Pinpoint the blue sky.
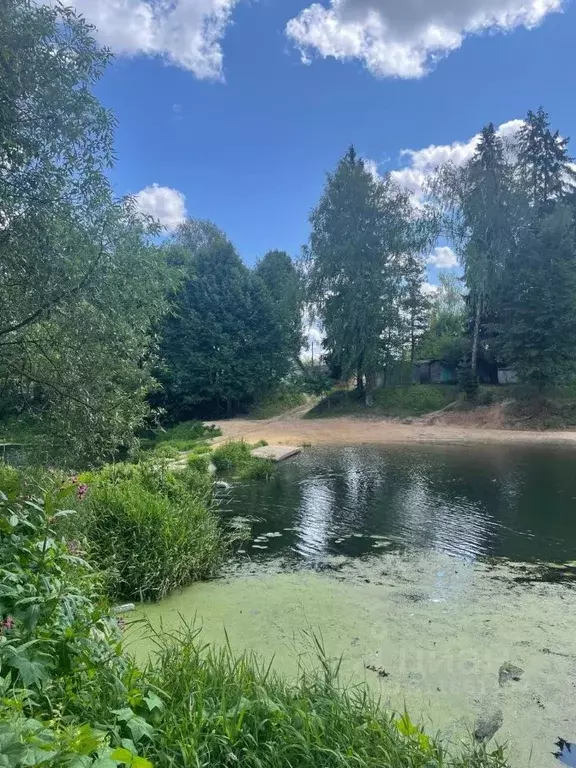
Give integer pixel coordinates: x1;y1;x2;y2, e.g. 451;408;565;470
63;0;576;281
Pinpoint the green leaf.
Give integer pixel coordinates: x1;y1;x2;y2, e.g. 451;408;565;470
143;692;164;712
110;748;134;764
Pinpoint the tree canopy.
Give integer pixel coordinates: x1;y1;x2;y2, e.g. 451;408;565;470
157;221;291;419
306;146;436;402
0;0;175;465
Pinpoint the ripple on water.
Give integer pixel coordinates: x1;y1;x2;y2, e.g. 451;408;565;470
224;443;576;566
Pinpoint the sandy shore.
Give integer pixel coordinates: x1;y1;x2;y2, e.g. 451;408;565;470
210;411;576;448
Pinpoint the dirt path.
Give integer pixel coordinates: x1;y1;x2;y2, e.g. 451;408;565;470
210;406;576;447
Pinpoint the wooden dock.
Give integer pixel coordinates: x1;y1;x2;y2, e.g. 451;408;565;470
250;445;301;462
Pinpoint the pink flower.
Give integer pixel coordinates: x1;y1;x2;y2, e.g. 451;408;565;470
3;616;14;630
76;483;88;501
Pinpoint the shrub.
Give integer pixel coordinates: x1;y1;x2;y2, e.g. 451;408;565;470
188;442;212;455
0;484;158;766
212;441;253;472
150;443;181;459
187;453;211;473
70;462;224;601
211;441;274;480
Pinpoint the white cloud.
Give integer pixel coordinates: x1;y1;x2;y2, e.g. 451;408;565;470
51;0;238;80
422;282;439;296
286;0;562;78
391;118;524;202
363;158;381;182
134;184;187;231
428;245;458;268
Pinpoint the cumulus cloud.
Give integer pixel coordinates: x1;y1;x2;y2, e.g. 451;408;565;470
134;184;187;231
391;118;524;203
363;158;382;182
286;0;562;78
422;282;440;296
428;245;458;268
51;0;238;80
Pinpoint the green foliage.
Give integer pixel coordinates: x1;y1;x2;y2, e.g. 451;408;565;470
186;453;211;473
157;220;289;420
307;386;456;419
0;0;173;467
417;274;467;366
249;389;307;420
143;623;506;768
156;420;220;444
256;251;304;365
458;366;480;401
0;481;507;768
212;441;275;480
306;146;436;403
298;363;334;397
0;483;157;766
68;462;224;601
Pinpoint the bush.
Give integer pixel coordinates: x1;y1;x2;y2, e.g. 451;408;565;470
0;483;158;766
139;421;222;455
150;443;181;459
241;458;275;480
187;452;211;472
211;441;274;480
70;461;224;601
212;441;253;472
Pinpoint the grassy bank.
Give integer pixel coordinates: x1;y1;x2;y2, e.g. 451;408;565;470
306;385;458;419
0;481;508;768
1;458;225;603
247;389;308;420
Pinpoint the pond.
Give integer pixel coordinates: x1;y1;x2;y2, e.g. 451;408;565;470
134;443;576;768
223;443;576;566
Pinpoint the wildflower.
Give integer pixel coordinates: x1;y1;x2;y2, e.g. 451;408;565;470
71;475;78;485
3;616;14;631
76;483;88;501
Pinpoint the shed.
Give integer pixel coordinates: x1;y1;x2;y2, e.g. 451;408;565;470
498;368;518;385
413;359;456;385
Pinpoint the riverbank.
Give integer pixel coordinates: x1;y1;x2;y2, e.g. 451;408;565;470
210;411;576;448
131;552;576;768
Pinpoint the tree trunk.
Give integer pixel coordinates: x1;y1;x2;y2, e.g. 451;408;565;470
471;301;481;375
410;315;416;365
365;372;376;407
356;369;364;392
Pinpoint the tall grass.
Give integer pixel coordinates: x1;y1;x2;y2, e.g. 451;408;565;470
142;623;507;768
72;461;224;601
212;441;275;480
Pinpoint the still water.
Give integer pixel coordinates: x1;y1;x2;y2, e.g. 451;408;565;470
223;443;576;564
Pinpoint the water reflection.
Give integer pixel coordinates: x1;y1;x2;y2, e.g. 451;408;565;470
225;444;576;565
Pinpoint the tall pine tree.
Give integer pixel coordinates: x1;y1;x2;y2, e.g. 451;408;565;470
500;109;576;389
307;147;431;405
